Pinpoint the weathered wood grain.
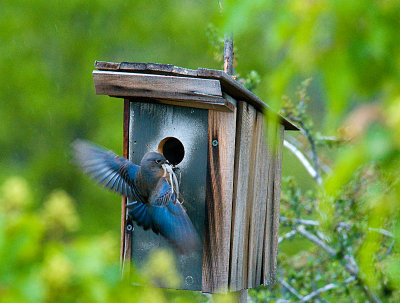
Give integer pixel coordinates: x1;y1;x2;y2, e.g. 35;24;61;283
262;118;275;286
202;108;237;293
122;223;132;278
93;70;222;97
96;60;198;77
224;35;234;76
246;111;270;288
96;61;199;77
94;61;298;130
145;97;235;112
93;70;235;112
229;101;256;291
254;119;270;287
121;99;130;276
270;125;285;284
262;123;284;286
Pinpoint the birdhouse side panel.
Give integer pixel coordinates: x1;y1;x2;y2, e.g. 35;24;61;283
264;124;284;286
246;110;272;289
128;101;208;291
248;112;272;288
229;101;256;291
261;123;284;286
229;106;286;291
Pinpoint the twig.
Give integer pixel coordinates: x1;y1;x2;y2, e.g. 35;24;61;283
299;277;355;302
203;292;212;303
360;284;382;303
386;240;395;255
300;283;338;302
287;117;321;184
279;278;303;300
316;231;329;242
280;216;320;226
368;227;394;238
278;229;297;244
299;226;358;275
317;135;344;142
297;226;381;303
297;225;336;256
285;135;332;174
284;140;321;185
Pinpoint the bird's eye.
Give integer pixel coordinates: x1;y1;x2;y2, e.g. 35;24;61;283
155;159;162;164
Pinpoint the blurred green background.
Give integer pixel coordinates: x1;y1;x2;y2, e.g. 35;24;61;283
0;0;224;236
1;0;400;301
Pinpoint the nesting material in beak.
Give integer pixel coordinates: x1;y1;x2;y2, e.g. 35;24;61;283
162;163;180;198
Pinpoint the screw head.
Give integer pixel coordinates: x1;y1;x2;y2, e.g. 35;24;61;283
212;139;218;147
126;224;133;232
185;276;194;285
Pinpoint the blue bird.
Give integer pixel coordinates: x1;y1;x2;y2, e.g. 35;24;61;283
72;139;199;253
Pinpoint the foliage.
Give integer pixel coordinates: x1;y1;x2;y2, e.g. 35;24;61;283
0;177;214;303
215;0;400;128
1;0;400;301
211;1;400;301
248;83;399;302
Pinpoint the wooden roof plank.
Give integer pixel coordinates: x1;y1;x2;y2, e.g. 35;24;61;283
94;61;299;130
93;70;234;112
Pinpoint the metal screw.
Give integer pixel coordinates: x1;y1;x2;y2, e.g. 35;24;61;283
212;139;218;147
185;275;194;285
126;224;133;232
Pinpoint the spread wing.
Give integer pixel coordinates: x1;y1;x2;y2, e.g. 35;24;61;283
72;139;140;201
148;178;200;253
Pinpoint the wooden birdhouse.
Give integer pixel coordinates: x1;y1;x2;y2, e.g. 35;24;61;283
92;60;298;293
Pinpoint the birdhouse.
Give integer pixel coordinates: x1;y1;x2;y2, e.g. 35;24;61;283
92;61;298;293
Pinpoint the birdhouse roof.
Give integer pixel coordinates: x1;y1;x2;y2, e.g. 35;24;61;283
93;61;298;131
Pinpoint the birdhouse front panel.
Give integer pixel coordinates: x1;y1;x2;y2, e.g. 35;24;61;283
128;101;208;291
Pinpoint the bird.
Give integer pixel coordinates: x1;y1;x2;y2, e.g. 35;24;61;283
72;139;199;254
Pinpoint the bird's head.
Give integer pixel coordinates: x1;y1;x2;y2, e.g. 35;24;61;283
141;152;169;171
140;152;179;195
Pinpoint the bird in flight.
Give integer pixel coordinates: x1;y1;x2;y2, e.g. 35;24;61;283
72;140;199;253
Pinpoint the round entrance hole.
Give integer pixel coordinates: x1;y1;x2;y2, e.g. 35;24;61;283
158;137;185;165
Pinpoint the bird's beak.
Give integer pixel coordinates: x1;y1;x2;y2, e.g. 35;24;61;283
161;162;179;195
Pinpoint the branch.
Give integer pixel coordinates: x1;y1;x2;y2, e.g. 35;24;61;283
297;225;336;256
287;117;321;183
300;284;338;302
278;229;297;244
368;227;394;238
285;134;332;174
360;284;382;303
300;277;355;302
387;240;395;255
283;140;322;184
280;216;320;226
279;277;303;300
297;226;381;303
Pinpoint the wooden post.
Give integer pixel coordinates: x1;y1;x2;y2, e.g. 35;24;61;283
224;34;234;76
234;289;248;303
